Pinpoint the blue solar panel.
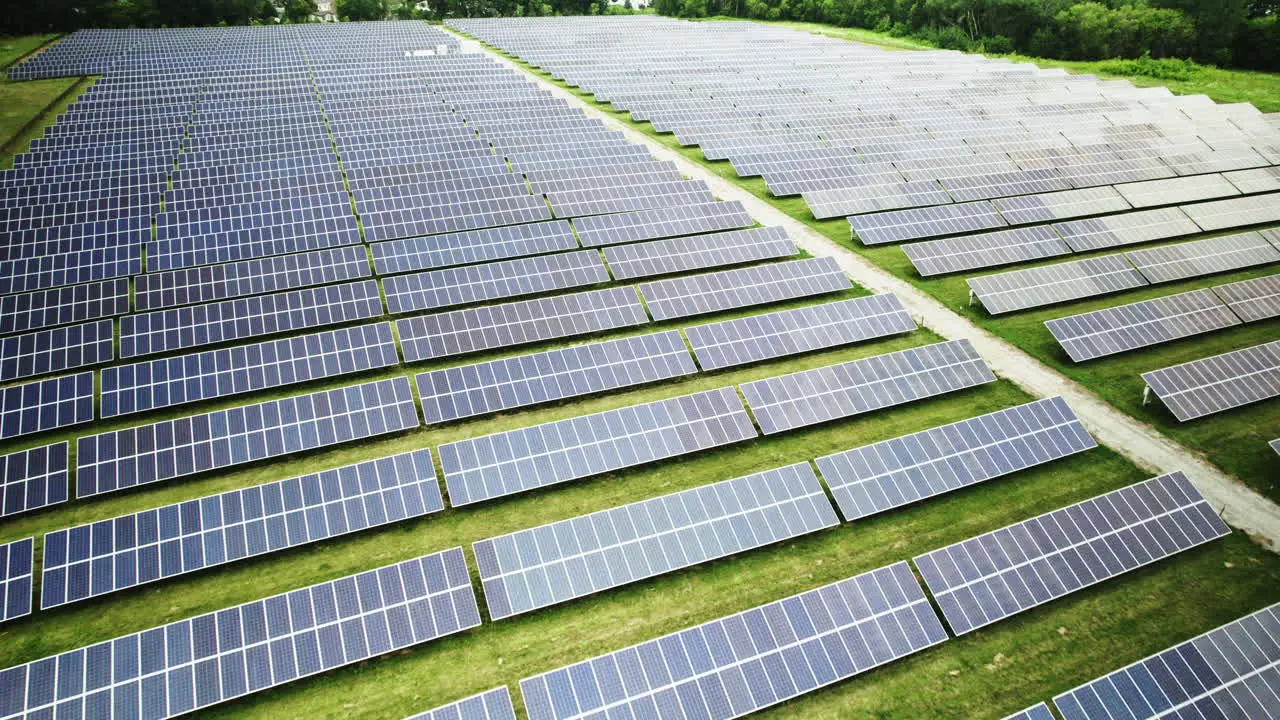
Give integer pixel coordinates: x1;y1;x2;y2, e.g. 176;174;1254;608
0;319;113;383
42;450;443;609
0;278;129;336
0;442;68;518
0;246;141;295
0;538;34;625
77;377;420;498
404;687;517;720
383;251;609;314
1002;703;1054;720
371;221;577;275
0;547;480;720
0;372;94;440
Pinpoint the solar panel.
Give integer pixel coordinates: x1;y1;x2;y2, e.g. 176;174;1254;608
76;377;420;498
914;471;1229;635
604;226;798;280
439;386;757;506
416;330;695;424
685;294;917;371
0;538;33;624
0;442;68;518
133;246;372;311
847;201;1007;246
370;221;577;275
102;322;400;418
1053;602;1280;720
0;372;94;440
0;278;129;336
0;246;141;296
1045;289;1243;362
404;687;517;720
121;279;384;358
1180;193;1280;231
991;187;1132;226
475;462;838;620
639;257;851;321
968;255;1151;315
1114;174;1241;208
804;179;952;219
902;226;1071;277
572;201;753;247
396;286;649;363
1125;231;1280;284
1141;340;1280;422
1054;207;1202;252
0;547;480;720
383;251;609;314
41;450;443;609
518;560;948;720
817;397;1096;520
1272;438;1280;456
740;339;996;435
1002;703;1054;720
1223;166;1280;195
0;319;113;383
1212;273;1280;323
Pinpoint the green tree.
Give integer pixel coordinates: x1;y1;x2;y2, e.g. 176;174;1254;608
283;0;318;21
335;0;388;19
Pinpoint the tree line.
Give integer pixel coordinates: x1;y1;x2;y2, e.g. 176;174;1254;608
653;0;1278;70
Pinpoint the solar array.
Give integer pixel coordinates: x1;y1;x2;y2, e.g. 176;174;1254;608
1212;274;1280;322
604;226;798;280
914;471;1229;634
1053;602;1280;720
739;339;996;434
41;450;442;609
405;687;517;720
816;397;1097;520
0;373;94;440
0;539;34;624
1125;231;1280;284
1002;704;1055;720
969;255;1151;315
637;257;852;321
383;251;609;314
1045;288;1244;362
438;387;758;506
416;330;696;424
475;462;838;619
0;320;113;383
902;225;1070;277
1141;340;1280;421
0;547;480;720
0;442;68;518
518;560;948;720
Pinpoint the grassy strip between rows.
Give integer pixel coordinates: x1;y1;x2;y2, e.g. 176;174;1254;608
480;36;1280;504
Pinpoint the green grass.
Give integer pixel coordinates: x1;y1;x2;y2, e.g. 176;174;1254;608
0;35;87;167
0;34;60;69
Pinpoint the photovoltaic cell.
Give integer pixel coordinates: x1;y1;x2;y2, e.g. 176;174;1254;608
1053;602;1280;720
968;255;1151;315
902;226;1071;277
848;201;1007;246
1045;289;1243;363
371;221;577;275
76;377;421;498
913;471;1230;635
383;251;609;314
1141;340;1280;422
0;442;68;518
438;386;758;506
639;257;851;321
404;687;517;720
41;450;443;609
604;226;798;280
1054;207;1202;252
816;397;1096;520
133;247;372;311
518;560;948;720
1212;273;1280;323
0;278;129;336
685;294;917;371
416;330;695;424
1180;193;1280;231
120;280;385;358
1114;174;1241;208
740;339;996;435
991;187;1132;226
396;287;649;363
572;201;753;247
0;547;480;720
0;538;33;624
1002;703;1054;720
101;323;401;418
0;372;94;440
475;462;839;619
0;319;113;383
1125;231;1280;285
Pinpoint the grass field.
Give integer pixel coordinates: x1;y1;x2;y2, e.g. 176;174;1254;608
0;26;1277;720
0;36;88;167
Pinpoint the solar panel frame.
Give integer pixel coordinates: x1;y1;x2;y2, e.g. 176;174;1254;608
0;319;113;383
41;450;444;609
740;339;997;435
0;442;68;519
1141;339;1280;422
404;687;517;720
1044;288;1243;362
0;538;34;624
1212;273;1280;323
438;386;758;506
518;560;948;720
817;397;1097;521
913;471;1230;635
638;257;851;322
